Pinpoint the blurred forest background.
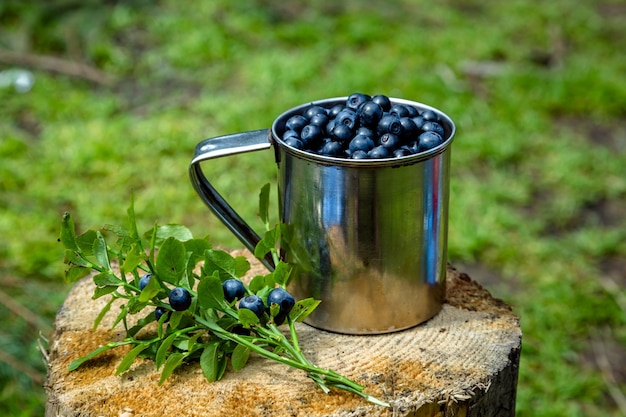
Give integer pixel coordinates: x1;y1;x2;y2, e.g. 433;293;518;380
0;0;625;415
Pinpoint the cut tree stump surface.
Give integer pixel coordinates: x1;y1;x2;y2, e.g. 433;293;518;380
45;249;522;417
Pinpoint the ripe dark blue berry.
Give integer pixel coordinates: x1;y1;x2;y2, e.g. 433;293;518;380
349;134;375;153
393;147;412;158
420;109;440;122
154;306;169;322
305;105;327;120
330;124;353;142
138;273;152;291
351;150;369;159
335;109;358;130
399;117;419;142
285;115;308;133
284;137;304;149
222;279;246;303
328;104;345;118
389;104;411;118
358;101;383;127
169;287;192;311
346;93;370;110
421;121;445;137
238;295;265;319
309;112;329;127
319;141;344;156
377;113;403;136
267;288;296;325
371;94;391;111
418;131;444;151
300;124;324;148
368;145;390;159
379;133;401;149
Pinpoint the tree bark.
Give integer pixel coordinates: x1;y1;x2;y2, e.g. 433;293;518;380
45;249;521;417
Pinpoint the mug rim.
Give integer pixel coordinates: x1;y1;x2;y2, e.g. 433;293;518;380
270;96;456;167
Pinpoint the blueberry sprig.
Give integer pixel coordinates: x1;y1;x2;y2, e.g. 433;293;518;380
59;188;389;408
281;93;446;159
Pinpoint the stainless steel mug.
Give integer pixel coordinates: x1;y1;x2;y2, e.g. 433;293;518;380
189;97;456;334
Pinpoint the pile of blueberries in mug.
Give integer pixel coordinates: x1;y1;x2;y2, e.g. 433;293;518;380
281;93;447;159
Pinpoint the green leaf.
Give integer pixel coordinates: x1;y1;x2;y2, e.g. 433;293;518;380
93;231;111;271
203;249;250;281
197;273;225;310
231;344;250;371
92;285;117;300
271;261;292;287
254;226;279;259
200;342;220;382
155;237;186;285
116;343;150;375
59;212;79;251
138;273;162;302
155;332;178;369
258;183;271;226
121;243;146;274
93;272;122;287
126;197;140;241
76;230;98;257
289;298;322;323
167;311;184;330
157;224;193;242
63;249;92;268
238;308;260;328
248;275;266;294
159;352;184;385
93;297;115;330
68;343;117;371
64;265;91;283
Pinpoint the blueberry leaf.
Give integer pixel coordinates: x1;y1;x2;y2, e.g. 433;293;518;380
231;344;250;371
155;332;178;370
197;273;225;310
271;261;292;287
159;352;184;385
116;343;149;375
238;307;260;328
75;229;97;257
151;224;194;245
93;231;111;271
120;243;145;274
289;298;322;323
258;183;271;227
59;212;79;251
93;272;122;287
93;297;115;330
202;249;250;281
200;342;220;382
155;237;186;285
138;273;162;302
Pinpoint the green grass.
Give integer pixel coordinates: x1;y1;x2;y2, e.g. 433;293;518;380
1;0;625;415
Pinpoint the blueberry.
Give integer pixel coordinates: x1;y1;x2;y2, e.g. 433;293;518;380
154;306;169;322
285;115;308;133
222;279;246;303
325;119;336;137
304;105;327;120
421;121;445;137
335;109;358;130
300;124;324;148
138;273;152;291
330;123;353;142
309;112;329;127
319;141;344;157
328;104;345;118
349;134;375;153
377;114;403;136
282;129;300;140
351;150;369;159
267;287;296;325
405;105;419;118
420;109;440;123
399;117;419;142
389;104;411;118
412;115;426;130
356;126;375;138
169;287;192;311
379;133;401;149
238;295;265;319
284;137;304;150
393;147;412;158
358;101;383;127
406;141;420;154
418;131;444;151
346;93;371;110
368;145;390;159
371;94;391;111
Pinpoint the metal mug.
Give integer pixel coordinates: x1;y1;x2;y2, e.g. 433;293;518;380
189;97;456;334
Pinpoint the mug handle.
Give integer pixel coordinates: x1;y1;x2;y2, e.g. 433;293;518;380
189;129;275;271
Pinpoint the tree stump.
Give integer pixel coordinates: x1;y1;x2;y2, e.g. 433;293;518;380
45;249;522;417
